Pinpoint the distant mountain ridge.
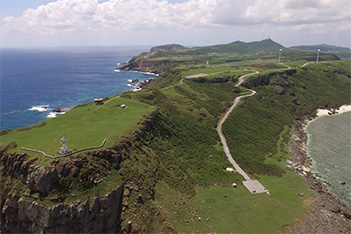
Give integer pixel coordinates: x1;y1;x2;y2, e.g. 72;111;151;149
150;39;285;54
290;44;351;53
119;39;341;73
150;44;186;52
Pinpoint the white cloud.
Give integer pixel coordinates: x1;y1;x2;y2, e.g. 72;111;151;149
1;0;350;47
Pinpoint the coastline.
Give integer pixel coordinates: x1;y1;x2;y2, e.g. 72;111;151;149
2;71;158;131
288;105;351;233
315;104;351;117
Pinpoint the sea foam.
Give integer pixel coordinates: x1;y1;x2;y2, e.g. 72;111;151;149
29;105;49;112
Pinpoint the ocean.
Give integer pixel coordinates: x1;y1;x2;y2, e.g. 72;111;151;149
305;112;351;205
0;47;156;130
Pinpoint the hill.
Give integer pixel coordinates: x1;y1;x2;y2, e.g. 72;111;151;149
119;39;340;73
1;39;351;233
290;44;351;52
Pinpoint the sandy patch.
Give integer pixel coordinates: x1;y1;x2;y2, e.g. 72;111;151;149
316;104;351;117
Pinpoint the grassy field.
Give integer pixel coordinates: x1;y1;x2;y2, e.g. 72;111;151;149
1;95;156;157
153;123;311;233
155;168;311;233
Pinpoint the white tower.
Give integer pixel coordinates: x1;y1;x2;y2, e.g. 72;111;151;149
59;136;71;154
278;48;282;65
316;49;321;64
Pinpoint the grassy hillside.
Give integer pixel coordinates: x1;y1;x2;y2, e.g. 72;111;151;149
290;44;351;52
1;95;156;161
119;39;341;74
116;60;350;232
1;39;350;233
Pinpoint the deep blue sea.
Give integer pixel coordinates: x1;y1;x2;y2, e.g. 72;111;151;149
0;47;156;130
305;112;351;205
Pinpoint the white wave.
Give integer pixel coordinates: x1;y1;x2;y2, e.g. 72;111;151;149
29;105;49;112
128;71;159;76
46;112;57;118
47;111;66;118
127;84;135;87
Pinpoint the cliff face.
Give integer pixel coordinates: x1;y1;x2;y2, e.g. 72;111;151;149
0;183;123;233
0;148;124;233
0;111;159;233
118;56;171;74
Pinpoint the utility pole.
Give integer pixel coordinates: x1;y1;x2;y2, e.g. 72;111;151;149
316;49;320;64
278;48;282;65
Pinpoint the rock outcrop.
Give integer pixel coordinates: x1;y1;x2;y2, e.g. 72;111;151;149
242;69;297;89
1;184;124;233
0;110;159;233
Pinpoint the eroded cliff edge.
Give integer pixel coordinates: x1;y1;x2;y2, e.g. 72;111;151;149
0;111;159;233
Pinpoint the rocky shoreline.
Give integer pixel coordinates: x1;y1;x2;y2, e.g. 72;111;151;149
288;112;351;233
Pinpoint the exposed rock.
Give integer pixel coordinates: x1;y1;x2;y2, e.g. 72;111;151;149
27;167;55;194
1;185;124;233
52;108;64;112
289;114;351;233
0;110;159;233
292;97;300;105
272;85;286;95
69;166;80;177
0;150;37;183
123;188;130;197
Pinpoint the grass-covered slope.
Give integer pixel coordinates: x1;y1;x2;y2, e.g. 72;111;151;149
116;61;350;232
1;95;156;161
119;39;341;73
223;61;350;177
1;38;350;233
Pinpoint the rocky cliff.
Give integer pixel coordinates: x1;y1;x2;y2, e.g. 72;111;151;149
0;147;124;233
0;110;159;233
1;183;123;233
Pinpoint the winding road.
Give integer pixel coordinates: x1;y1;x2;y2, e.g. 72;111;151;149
216;70;269;194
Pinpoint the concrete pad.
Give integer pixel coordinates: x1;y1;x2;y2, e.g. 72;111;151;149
243;180;268;194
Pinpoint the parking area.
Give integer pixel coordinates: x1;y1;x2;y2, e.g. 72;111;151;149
243;180;268;194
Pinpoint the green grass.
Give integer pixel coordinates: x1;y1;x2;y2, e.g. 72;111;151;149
181;67;253;77
2;43;349;233
0;96;155;158
155;169;311;233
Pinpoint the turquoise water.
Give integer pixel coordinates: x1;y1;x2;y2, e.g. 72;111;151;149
305;112;351;205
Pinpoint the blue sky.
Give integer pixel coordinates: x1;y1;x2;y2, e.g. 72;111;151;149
1;0;350;48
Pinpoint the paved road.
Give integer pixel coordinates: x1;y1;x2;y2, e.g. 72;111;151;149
216;70;258;182
300;62;310;68
216;70;269;194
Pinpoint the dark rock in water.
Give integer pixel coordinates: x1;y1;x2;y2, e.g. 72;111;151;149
52;108;64;112
341;182;346;185
344;213;351;219
130;79;139;83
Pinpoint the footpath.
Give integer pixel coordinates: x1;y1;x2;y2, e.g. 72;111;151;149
216;71;269;194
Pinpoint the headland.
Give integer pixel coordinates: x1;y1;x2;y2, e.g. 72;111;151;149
1;39;351;233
